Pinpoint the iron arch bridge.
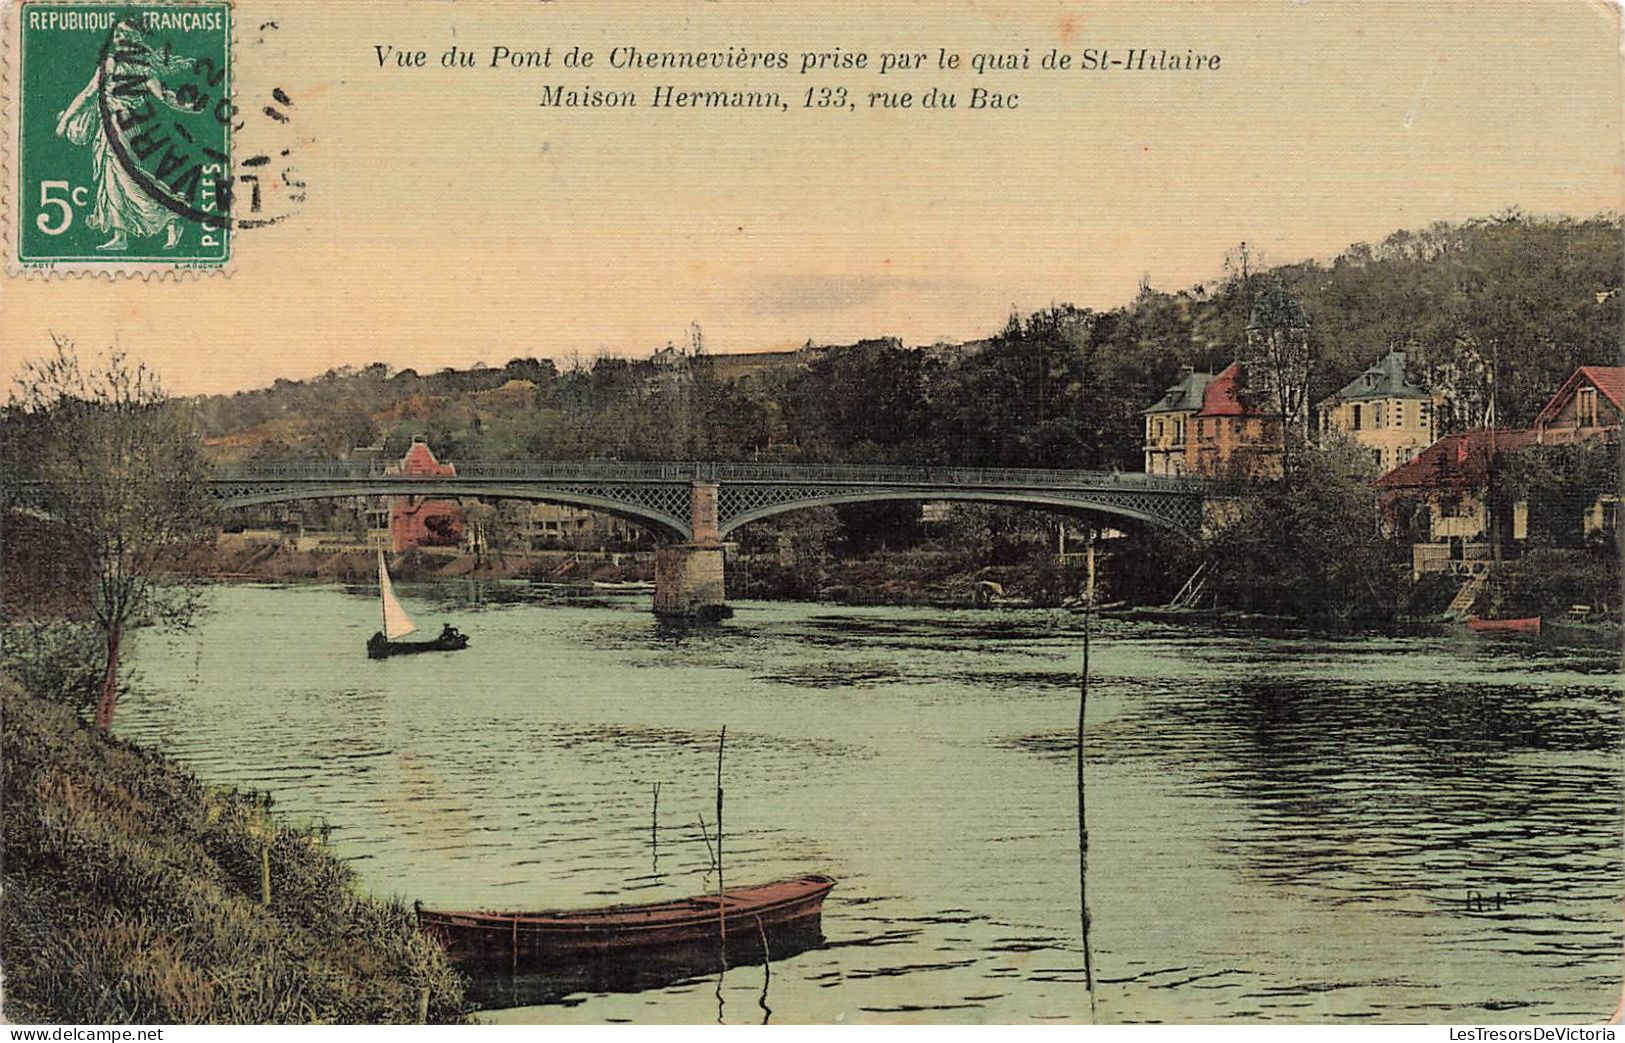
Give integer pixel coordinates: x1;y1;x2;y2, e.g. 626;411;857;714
207;461;1208;540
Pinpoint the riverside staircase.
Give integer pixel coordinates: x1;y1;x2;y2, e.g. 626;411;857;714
1447;571;1488;618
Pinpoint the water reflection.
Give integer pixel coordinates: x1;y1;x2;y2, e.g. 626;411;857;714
456;923;824;1014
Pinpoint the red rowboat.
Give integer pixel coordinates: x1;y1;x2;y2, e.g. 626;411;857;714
416;874;836;970
1466;616;1541;635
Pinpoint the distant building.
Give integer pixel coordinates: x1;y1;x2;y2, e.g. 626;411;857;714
1315;350;1438;471
1532;365;1624;445
1141;366;1213;476
698;348;814;388
388;440;463;551
519;503;646;550
696;338;905;389
1190;362;1283;479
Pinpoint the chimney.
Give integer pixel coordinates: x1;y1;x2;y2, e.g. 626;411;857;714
1454;437;1468;465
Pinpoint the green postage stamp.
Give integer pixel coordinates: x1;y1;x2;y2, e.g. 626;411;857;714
13;1;232;270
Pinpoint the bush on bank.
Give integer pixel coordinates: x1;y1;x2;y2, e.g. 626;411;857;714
1481;547;1621;620
0;676;470;1024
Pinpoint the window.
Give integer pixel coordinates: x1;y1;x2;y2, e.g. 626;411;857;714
1371;449;1383;467
1578;386;1599;427
1351;404;1363;431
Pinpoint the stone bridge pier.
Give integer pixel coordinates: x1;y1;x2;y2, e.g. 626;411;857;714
653;482;729;620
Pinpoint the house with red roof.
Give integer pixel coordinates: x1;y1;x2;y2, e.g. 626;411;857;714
1377;428;1537;577
1188;361;1284;479
1532;365;1624;445
1377;365;1620;577
388;439;464;552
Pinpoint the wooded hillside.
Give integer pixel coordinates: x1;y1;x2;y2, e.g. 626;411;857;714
187;212;1621;470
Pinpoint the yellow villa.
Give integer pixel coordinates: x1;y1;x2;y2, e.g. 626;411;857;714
1141;366;1213;476
1315;350;1438;471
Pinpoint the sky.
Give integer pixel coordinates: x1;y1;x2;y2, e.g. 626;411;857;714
2;0;1621;395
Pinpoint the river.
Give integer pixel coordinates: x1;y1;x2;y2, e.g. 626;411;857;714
117;582;1623;1024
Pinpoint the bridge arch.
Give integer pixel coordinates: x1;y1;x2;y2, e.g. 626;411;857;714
210;481;693;541
717;489;1201;540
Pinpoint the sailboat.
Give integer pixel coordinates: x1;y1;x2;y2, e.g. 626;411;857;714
366;551;470;659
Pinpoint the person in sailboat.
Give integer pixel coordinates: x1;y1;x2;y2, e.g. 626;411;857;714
369;551;469;656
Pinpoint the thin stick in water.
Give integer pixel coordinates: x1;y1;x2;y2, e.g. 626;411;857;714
651;781;661;873
716;725;727;947
1078;535;1099;1021
697;812;717;874
715;725;728;1025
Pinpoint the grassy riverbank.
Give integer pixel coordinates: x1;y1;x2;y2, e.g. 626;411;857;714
0;678;469;1024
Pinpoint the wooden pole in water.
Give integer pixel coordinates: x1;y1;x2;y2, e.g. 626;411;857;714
260;841;272;907
715;726;728;1025
716;727;726;948
652;782;662;872
1078;534;1099;1021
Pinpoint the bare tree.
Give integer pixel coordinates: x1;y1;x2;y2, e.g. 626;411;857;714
4;336;213;730
1241;280;1315;478
460;499;514;569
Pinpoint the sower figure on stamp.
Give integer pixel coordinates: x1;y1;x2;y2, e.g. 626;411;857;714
54;23;198;252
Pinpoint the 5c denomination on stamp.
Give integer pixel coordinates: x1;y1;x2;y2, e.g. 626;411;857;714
14;1;232;271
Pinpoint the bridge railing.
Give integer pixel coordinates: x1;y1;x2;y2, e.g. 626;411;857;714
207;460;1207;491
209;460;704;482
706;462;1203;490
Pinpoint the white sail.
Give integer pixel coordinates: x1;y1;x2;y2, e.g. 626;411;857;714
377;551;418;639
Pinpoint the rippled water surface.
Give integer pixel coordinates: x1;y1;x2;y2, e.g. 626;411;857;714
120;584;1623;1023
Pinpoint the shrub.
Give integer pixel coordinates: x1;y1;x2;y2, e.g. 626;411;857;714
2;622;104;716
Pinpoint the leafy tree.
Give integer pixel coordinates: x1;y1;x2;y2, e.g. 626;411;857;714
1497;441;1621;548
3;338;213;730
1207;438;1405;624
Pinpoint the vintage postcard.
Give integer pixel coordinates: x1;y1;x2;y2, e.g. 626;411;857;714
1;0;1621;1029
